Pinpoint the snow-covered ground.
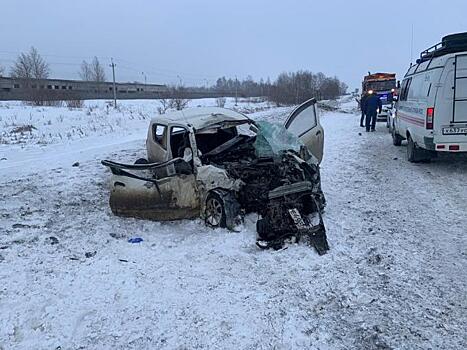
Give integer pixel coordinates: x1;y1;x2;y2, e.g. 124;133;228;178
0;97;466;349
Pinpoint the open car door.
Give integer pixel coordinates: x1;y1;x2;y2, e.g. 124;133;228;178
284;98;324;163
102;159;200;221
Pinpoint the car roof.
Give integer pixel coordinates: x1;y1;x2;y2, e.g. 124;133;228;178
151;107;251;130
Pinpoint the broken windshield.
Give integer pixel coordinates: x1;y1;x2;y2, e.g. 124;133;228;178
253;121;302;157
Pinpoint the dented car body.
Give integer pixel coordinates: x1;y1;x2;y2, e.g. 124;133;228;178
102;99;329;254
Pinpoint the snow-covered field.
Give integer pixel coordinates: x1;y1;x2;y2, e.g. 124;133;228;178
0;97;466;350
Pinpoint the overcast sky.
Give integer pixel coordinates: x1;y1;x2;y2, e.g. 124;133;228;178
0;0;466;89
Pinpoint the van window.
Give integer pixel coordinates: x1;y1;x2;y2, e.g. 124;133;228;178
408;75;424;100
399;78;411;101
406;73;432;101
152;124;167;149
415;60;430;73
407;65;418;76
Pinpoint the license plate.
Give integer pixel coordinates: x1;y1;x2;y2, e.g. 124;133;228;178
442;127;467;135
288;208;310;230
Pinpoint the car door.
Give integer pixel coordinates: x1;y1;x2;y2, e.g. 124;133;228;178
147;122;169;163
104;159;200;222
284;98;324;163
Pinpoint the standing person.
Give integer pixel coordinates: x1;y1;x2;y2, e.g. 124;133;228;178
359;92;369;127
363;91;382;132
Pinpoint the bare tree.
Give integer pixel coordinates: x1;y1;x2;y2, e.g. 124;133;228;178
79;61;92;81
10;47;51;105
169;86;191;110
0;64;5;77
91;56;106;82
79;56;106;82
10;47;50;79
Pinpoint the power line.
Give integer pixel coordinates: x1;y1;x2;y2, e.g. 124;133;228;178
0;50;238;86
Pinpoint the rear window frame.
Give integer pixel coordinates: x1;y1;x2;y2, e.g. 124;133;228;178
152;123;168;150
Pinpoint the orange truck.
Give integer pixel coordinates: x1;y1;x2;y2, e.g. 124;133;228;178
362;73;397;121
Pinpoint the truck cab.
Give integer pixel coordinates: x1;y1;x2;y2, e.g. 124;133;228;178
362;73;397;122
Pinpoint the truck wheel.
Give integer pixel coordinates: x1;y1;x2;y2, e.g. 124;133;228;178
392;127;403;146
205;192;227;228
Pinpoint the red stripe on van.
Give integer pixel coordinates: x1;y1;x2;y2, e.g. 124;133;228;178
398;112;425;126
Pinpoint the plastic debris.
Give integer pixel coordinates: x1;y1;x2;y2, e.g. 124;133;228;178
128;237;143;243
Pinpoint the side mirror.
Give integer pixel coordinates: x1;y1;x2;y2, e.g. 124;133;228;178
397;80;401;89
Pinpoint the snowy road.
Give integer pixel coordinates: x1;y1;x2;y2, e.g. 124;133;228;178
0;100;466;349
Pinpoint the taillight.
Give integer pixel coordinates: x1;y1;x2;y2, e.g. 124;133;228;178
426;107;434;129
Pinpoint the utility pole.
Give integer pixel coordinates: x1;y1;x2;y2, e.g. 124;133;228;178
110;58;117;108
142;72;147;85
235;76;239;105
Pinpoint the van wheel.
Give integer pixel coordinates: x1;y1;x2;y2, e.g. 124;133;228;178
407;134;431;163
392;127;403;146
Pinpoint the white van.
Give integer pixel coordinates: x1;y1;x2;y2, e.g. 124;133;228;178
392;33;467;162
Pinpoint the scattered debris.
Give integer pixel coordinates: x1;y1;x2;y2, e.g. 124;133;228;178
46;236;59;245
12;223;36;229
128;237;144;244
85;251;97;258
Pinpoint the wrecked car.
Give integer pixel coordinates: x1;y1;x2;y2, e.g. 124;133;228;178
102;98;329;254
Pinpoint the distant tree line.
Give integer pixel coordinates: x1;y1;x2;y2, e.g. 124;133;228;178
213;71;348;105
2;47;348;107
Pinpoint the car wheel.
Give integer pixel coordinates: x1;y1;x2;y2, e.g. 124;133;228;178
256;218;270;240
134;158;148;164
392;127;403;146
205;192;227;228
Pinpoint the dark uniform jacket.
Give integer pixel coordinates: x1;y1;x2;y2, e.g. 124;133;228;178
363;94;382;114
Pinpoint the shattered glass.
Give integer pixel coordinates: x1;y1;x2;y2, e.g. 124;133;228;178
253;121;302;157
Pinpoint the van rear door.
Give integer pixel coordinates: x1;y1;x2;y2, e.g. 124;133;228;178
453;54;467;123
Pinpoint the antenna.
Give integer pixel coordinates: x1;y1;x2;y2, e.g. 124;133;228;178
410;24;414;63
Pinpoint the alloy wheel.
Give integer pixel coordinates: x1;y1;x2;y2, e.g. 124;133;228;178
206;197;223;227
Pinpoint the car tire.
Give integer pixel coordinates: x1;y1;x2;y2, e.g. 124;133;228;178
256;217;272;240
134;158;149;164
392;127;403;146
205;192;227;228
